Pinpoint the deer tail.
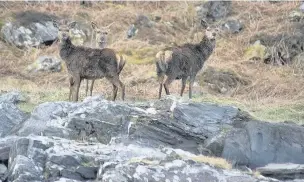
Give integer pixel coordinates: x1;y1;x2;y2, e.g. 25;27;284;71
155;51;171;76
117;54;126;74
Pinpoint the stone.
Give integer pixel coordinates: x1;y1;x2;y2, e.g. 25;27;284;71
0;91;26;104
0;164;7;178
7;155;43;182
196;1;232;22
75;166;98;179
222;19;243;34
221;120;304;168
257;163;304;181
27;56;62;72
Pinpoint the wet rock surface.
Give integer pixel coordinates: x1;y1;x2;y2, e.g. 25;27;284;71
0;92;303;181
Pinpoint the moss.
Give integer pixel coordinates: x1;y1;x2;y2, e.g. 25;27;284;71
17;102;36;113
129;158;160;166
244;41;266;60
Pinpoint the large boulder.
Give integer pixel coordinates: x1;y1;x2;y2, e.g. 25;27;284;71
0;136;266;182
6;95;304;181
257;163;304;181
15;96;245;155
27;56;62;72
196;1;232;22
217;120;304;168
1;11;58;48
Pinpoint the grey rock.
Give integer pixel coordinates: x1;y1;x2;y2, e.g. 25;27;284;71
49;155;80;167
221;121;304;168
75;166;98;179
197;1;232;22
0;136;20;161
0;91;26;104
257;163;304;181
10;95;304;182
135;14;153;28
222;19;244;34
7;155;43;182
0;164;7;178
28;56;62;72
0;92;27;137
127;24;138;38
1;18;58;48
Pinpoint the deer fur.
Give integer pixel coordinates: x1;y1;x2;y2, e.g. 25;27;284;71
68;21;113;99
54;20;126;102
156;20;219;99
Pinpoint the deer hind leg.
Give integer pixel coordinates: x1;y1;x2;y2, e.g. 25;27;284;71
158;74;165;99
89;79;95;96
69;76;74;101
164;75;175;96
188;75;197;99
180;76;187;97
107;76;125;101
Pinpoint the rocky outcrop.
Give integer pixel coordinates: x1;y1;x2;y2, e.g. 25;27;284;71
1;92;304;181
1;11;58;48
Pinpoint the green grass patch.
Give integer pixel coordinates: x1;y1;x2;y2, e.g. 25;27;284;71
251;104;304;124
120;47;156;65
193;94;304;124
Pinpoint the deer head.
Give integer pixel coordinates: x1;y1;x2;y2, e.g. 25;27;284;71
201;19;220;41
91;21;114;48
53;20;77;41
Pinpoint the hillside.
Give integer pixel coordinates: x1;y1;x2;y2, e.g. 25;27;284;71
0;1;304;123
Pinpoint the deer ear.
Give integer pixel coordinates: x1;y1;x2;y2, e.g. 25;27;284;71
68;21;77;29
52;20;59;28
200;19;208;29
91;21;98;30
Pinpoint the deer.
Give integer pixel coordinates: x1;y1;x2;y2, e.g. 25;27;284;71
68;21;115;100
156;20;219;99
53;20;126;102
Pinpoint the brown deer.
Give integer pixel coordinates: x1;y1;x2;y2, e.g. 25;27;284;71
156;20;219;99
54;20;126;102
68;21;115;100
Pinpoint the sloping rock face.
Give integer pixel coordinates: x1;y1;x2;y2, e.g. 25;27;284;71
221;120;304;168
1;92;304;181
0;92;27;137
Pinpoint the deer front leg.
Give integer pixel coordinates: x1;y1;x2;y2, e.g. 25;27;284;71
188;75;196;99
89;79;95;96
85;79;89;97
73;75;81;102
69;76;74;101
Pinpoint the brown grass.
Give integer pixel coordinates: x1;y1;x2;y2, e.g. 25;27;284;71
0;1;304;122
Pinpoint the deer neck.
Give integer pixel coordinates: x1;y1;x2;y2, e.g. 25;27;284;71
59;38;74;61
